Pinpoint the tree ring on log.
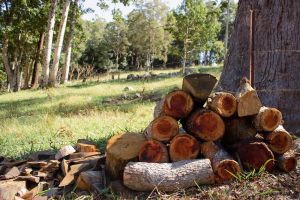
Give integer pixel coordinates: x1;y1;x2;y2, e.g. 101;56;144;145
139;140;169;163
151;116;179;142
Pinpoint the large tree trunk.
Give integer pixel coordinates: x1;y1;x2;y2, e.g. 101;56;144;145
41;0;57;87
218;0;300;133
31;32;45;88
48;0;71;87
61;0;78;84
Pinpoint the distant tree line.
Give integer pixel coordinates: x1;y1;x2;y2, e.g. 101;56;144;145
0;0;237;92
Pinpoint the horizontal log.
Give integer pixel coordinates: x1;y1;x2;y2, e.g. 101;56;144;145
276;151;297;172
207;92;237;117
264;125;293;154
154;90;194;119
253;106;282;132
201;142;240;182
144;116;179;142
169;134;200;162
185;109;225;141
139;140;169;163
105;133;146;180
123;159;215;192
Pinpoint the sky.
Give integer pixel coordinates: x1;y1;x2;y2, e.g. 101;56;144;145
81;0;183;21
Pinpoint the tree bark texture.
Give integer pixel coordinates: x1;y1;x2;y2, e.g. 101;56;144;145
218;0;300;133
61;0;78;84
42;0;57;87
31;32;45;88
123;159;215;192
49;0;71;87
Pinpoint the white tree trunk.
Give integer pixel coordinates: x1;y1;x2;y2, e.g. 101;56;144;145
61;0;78;84
41;0;57;87
49;0;71;87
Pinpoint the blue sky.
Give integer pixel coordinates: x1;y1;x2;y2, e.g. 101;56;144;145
81;0;183;21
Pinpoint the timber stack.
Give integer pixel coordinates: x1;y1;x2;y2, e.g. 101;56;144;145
106;74;298;192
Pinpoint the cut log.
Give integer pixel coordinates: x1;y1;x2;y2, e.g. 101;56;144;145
201;142;240;182
182;73;217;105
185;109;225;141
154;90;194;119
76;143;98;153
144;116;179;142
232;141;275;172
207;92;237;117
235;77;262;117
253;106;282;131
105;133;146;180
222;117;257;145
276;151;297;172
123;159;215;192
55;145;76;160
139;140;169;163
76;171;105;192
264;125;293;154
169;134;200;162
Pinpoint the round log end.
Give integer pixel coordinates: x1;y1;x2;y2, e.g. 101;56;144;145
281;157;297;172
210;92;237;117
215;160;241;181
201;141;219;160
261;108;282;131
236;142;275;172
164;90;194;118
266;130;293;154
139;140;169;163
188;109;225;141
169;134;200;162
151;116;179;142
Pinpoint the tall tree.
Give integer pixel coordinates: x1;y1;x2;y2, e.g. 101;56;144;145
48;0;71;87
61;0;78;84
41;0;57;87
218;0;300;133
31;32;45;88
170;0;220;72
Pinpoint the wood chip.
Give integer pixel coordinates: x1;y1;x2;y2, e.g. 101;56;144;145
59;163;92;187
0;166;20;180
17;175;40;183
0;180;26;200
76;171;105;192
55;145;76;160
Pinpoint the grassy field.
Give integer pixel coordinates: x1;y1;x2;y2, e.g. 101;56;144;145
0;66;222;158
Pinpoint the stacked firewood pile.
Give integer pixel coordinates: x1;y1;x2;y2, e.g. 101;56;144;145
0;140;106;199
106;74;297;192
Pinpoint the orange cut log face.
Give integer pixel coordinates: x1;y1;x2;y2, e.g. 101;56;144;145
170;134;200;162
164;90;194;119
191;110;225;141
262;108;282;131
216;160;240;181
267;130;292;154
139;140;168;163
151;116;178;142
283;157;297;172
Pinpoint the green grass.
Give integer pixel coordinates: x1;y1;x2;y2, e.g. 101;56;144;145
0;66;222;158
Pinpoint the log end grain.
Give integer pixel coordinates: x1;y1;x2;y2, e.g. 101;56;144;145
146;116;179;142
254;107;282;131
208;92;237;117
139;140;169;163
237;91;262;117
265;126;293;154
215;159;241;181
169;134;200;162
187;109;225;141
276;154;297;172
164;90;194;118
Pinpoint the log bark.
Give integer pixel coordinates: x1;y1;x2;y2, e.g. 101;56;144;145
154;90;194;119
235;78;262;117
275;151;297;172
182;73;217;105
105;133;146;180
201;142;241;182
218;0;300;133
144;116;178;142
207;92;237;117
264;125;293;154
253;106;282;131
222;117;257;145
123;159;215;192
169;134;200;162
232;141;275;172
138;140;169;163
185;109;225;141
31;32;44;89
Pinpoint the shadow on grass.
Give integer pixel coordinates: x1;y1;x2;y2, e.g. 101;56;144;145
0;84;178;121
